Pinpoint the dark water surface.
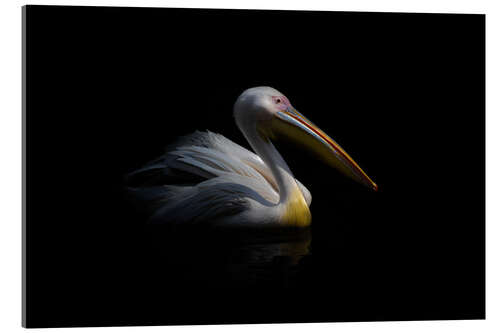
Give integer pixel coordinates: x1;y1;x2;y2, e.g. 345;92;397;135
147;226;313;289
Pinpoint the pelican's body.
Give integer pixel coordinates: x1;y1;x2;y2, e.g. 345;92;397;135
127;87;376;228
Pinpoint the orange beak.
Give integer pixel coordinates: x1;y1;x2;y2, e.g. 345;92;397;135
271;106;377;191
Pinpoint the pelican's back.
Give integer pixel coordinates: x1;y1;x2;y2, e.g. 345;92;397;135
126;130;310;225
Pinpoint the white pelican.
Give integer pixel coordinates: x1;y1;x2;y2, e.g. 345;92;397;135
127;87;377;229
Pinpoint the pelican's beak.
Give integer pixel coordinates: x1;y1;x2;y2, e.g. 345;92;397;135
270;106;378;191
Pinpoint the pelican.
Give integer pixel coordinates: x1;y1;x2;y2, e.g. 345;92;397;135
127;87;377;229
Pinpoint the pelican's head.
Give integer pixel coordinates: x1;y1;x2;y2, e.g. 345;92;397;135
234;86;377;191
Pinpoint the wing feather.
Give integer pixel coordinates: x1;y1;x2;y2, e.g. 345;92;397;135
126;130;311;224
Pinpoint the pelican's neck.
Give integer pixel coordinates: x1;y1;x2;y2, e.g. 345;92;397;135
237;121;311;226
242;125;297;202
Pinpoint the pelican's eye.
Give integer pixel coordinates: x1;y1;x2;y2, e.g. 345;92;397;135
272;95;289;110
272;96;285;104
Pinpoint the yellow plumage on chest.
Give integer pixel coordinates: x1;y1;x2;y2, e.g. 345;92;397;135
280;187;311;227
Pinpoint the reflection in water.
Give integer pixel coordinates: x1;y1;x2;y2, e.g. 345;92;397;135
148;226;312;288
224;231;311;288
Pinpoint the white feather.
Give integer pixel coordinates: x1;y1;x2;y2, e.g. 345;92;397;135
127;130;311;226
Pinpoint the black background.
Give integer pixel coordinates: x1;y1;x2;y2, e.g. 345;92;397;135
24;5;485;328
